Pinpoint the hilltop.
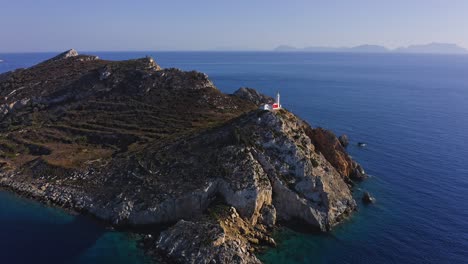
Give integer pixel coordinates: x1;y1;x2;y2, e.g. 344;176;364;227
0;50;365;263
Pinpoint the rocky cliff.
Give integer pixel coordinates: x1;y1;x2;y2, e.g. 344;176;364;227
0;50;365;263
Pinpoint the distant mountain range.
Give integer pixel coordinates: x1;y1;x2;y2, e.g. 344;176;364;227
274;43;468;54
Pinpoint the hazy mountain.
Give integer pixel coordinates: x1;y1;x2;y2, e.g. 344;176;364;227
274;43;467;54
394;43;468;54
276;44;389;53
302;46;340;52
347;45;389;53
274;45;297;51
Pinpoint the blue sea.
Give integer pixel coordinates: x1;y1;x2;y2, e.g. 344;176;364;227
0;51;467;263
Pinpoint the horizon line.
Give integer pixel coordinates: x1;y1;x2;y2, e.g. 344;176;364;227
1;49;468;55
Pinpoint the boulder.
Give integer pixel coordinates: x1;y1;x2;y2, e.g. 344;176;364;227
258;204;277;227
351;162;367;181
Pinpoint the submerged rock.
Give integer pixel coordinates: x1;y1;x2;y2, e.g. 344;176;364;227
351;163;367;181
362;191;376;204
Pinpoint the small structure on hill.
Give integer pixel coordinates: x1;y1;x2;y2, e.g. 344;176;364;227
260;91;282;111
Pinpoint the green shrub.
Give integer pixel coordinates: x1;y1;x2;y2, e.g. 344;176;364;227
311;158;319;168
75;135;88;144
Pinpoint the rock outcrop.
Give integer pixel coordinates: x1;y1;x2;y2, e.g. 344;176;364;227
233;87;274;105
40;49;99;65
51;49;79;60
0;50;366;263
156;206;266;264
307;128;366;181
338;134;349;147
362;191;376;204
157;220;261;264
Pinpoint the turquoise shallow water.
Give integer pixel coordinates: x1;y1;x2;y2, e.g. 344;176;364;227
1;51;467;263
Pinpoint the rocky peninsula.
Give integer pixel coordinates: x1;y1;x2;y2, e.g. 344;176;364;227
0;50;365;263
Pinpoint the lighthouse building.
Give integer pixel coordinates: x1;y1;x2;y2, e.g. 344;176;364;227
260;91;282;111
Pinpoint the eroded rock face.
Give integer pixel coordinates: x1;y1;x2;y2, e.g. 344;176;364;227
249;111;356;230
156;219;261;264
306;127;366;181
155;206;276;264
0;50;366;263
119;109;356;231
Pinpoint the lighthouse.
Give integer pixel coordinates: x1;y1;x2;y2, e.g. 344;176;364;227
272;91;281;109
259;91;282;111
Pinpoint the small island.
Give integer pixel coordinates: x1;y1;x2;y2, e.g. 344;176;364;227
0;50;366;263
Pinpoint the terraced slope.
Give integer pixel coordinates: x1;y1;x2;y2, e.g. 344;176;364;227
0;50;255;170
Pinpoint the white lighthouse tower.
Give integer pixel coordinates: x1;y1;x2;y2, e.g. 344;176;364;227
272;91;281;109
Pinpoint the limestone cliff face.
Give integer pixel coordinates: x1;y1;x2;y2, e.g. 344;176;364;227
251;111;356;230
0;50;365;263
307;127;366;181
155;207;265;264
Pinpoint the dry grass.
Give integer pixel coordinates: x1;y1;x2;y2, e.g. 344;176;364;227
41;143;113;169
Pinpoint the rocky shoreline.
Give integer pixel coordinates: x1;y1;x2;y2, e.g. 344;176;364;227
0;50;366;263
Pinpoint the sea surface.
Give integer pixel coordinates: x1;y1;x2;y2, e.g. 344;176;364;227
0;51;467;263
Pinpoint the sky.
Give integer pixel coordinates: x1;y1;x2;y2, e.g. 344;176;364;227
1;0;468;52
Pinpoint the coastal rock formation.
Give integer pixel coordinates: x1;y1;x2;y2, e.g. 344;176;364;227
156;206;268;264
233;87;274;105
307;128;366;181
157;220;261;264
338;134;349;147
0;50;365;263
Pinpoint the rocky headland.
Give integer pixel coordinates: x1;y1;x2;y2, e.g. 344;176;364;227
0;50;366;263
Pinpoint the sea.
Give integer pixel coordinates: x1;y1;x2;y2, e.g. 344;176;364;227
0;51;467;264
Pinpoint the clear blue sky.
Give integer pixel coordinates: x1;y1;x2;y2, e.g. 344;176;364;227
1;0;467;52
